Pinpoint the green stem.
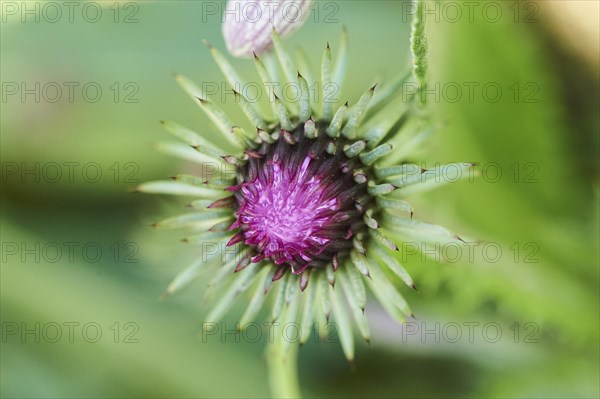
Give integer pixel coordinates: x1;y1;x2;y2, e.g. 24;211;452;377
266;340;301;398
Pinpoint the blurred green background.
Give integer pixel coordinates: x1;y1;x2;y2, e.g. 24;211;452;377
1;1;598;398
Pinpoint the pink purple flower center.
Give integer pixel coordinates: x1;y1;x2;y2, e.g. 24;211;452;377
229;129;369;274
238;157;338;269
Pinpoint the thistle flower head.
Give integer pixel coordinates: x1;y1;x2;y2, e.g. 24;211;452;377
222;0;313;57
139;29;472;360
231;129;369;273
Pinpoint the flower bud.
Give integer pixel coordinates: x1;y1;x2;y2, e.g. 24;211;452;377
222;0;313;57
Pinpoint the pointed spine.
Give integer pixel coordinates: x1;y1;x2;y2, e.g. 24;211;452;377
372;244;416;290
321;43;333;120
239;267;275;329
159;120;225;156
297;73;311;123
271;272;290;322
332;28;348;90
274;95;294;131
375;164;423;179
368;182;397;196
272;29;297;89
342;86;375;139
350;251;371;277
318;271;332;320
135;181;224;197
299;272;317;344
303;117;317;139
343;140;367;158
326;102;348;138
331;286;354;362
359;143;393;165
195;97;244;149
254;53;282;118
175;74;242;150
204;264;259;324
234;90;267;130
343;261;367;311
377;197;414;217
